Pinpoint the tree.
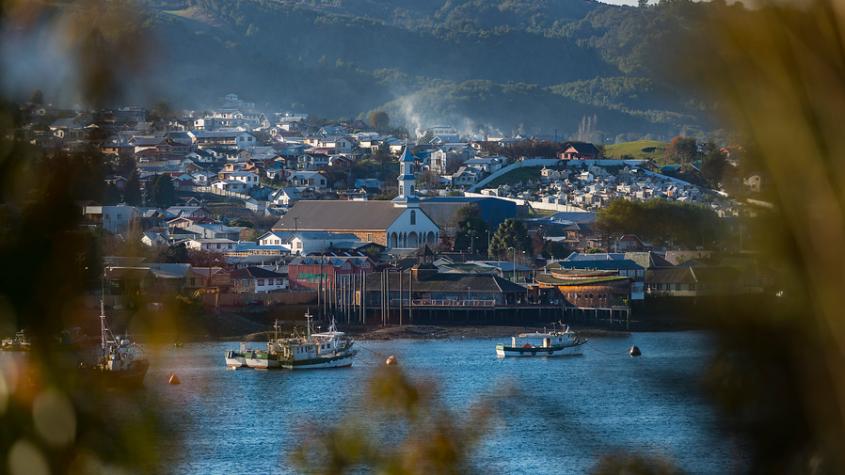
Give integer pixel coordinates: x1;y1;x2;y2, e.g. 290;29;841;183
597;199;722;248
123;170;143;205
159;243;189;263
103;183;122;205
452;204;489;254
115;155;136;178
488;219;531;258
148;174;176;208
367;110;390;130
188;250;226;268
701;143;728;187
665;136;699;166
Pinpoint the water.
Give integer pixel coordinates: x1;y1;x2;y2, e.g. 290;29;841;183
149;332;737;474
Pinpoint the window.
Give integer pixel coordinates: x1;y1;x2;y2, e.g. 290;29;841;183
410;210;416;225
257;279;265;286
366;233;372;242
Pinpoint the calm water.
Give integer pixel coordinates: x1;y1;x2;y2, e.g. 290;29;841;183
148;332;739;474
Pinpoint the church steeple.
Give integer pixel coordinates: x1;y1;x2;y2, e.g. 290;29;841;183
393;146;418;206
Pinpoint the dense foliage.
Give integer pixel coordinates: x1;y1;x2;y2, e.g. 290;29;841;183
596;198;722;248
488;218;531;258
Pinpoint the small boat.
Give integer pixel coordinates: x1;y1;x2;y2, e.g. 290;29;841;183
496;324;586;358
1;330;31;352
224;342;248;369
81;300;149;388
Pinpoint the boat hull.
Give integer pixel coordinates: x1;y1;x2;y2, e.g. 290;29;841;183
280;350;357;370
224;351;246;368
245;358;281;369
83;360;150;388
496;342;586;358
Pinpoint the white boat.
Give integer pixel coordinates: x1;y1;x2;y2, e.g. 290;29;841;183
496;324;587;358
224;342;248;368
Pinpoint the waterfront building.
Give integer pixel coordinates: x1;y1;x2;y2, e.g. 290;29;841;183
272;148;440;249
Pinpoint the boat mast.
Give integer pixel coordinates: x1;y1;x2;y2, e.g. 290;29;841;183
101;267;108;351
100;298;107;351
305;311;313;339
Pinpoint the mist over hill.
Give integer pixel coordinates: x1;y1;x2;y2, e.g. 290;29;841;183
7;0;720;140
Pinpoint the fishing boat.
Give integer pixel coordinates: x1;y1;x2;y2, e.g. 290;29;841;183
496;324;587;358
81;300;149;387
225;313;356;370
274;313;357;370
1;330;31;352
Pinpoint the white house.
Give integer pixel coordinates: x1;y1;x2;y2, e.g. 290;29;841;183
231;266;288;293
185;238;237;252
227;171;259;190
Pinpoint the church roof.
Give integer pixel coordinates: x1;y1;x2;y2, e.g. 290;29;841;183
400;147;415;162
272;200;406;231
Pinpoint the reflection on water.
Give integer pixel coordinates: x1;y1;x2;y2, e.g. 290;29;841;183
144;332;733;474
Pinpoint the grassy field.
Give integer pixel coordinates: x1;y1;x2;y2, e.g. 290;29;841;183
485;166;545;188
604;140;668;162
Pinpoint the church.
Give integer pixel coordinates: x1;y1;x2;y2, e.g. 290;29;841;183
271;147;441;250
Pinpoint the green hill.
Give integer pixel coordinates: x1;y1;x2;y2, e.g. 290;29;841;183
604;140;668;161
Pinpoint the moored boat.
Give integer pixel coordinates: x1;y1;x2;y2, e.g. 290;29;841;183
81;300;149;388
225;342;248;368
496;324;586;358
224;313;357;370
275;315;357;369
1;330;31;352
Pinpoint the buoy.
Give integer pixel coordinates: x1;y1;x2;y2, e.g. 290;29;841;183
385;355;398;366
629;346;641;357
168;373;181;385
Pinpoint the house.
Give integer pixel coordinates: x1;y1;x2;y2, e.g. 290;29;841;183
286;232;362;255
269;187;302;207
560;142;601;160
211;179;251;194
141;231;170;247
258;231;286;246
102;205;141;234
353;178;383;193
166;206;212;220
187;223;245;240
185;238;237;253
186;267;231;290
286;255;373;291
191;130;256;151
450;167;480;187
645;266;741;297
363;252;528;322
614;234;646;252
288;170;328;190
223;171;259;190
272;152;440;250
231;267;288;293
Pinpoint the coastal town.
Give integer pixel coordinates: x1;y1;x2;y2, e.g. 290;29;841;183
10;93;770;334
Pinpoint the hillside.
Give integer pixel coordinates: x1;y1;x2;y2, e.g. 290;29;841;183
604;140;668;161
49;0;722;139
